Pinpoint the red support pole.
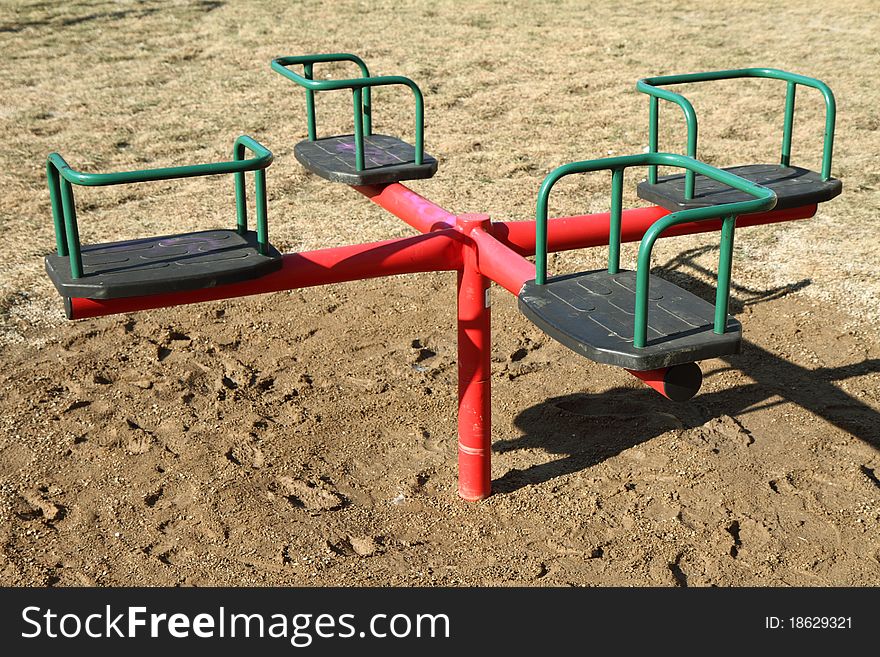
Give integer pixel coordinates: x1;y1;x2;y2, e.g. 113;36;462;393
456;215;493;501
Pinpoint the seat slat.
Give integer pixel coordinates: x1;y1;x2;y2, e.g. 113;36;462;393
45;229;281;300
294;134;438;185
518;270;741;370
637;163;841;211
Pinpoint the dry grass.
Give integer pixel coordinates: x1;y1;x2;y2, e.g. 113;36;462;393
1;1;878;319
1;0;878;343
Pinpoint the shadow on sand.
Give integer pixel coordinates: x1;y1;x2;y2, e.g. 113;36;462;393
493;248;880;494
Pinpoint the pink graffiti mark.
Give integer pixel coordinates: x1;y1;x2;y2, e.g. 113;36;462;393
336;140;395;165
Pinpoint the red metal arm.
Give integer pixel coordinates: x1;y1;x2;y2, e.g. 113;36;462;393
68;229;465;319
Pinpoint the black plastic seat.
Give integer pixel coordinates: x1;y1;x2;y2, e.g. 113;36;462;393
294;134;438;185
45;229;281;300
637;164;841;211
44;135;279;304
518;270;742;371
272;54;438;186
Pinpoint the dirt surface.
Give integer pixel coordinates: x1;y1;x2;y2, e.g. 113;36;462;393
0;0;878;586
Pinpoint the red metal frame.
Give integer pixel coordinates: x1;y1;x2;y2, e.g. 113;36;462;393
69;230;465;319
65;183;818;500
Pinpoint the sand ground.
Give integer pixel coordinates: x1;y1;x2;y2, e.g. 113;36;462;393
0;0;878;586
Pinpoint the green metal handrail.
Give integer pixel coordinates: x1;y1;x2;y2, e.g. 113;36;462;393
272;54;425;170
637;68;836;200
535;152;777;348
46;135;274;279
271;53;372;140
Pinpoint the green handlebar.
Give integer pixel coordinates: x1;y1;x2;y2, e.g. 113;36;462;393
637;68;836;198
269;54;371;76
534;152;777;348
272;54;425;169
47;136;272;187
47;135;274;279
271;54;372;139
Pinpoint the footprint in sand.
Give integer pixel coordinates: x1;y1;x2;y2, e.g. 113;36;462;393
276;476;345;512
